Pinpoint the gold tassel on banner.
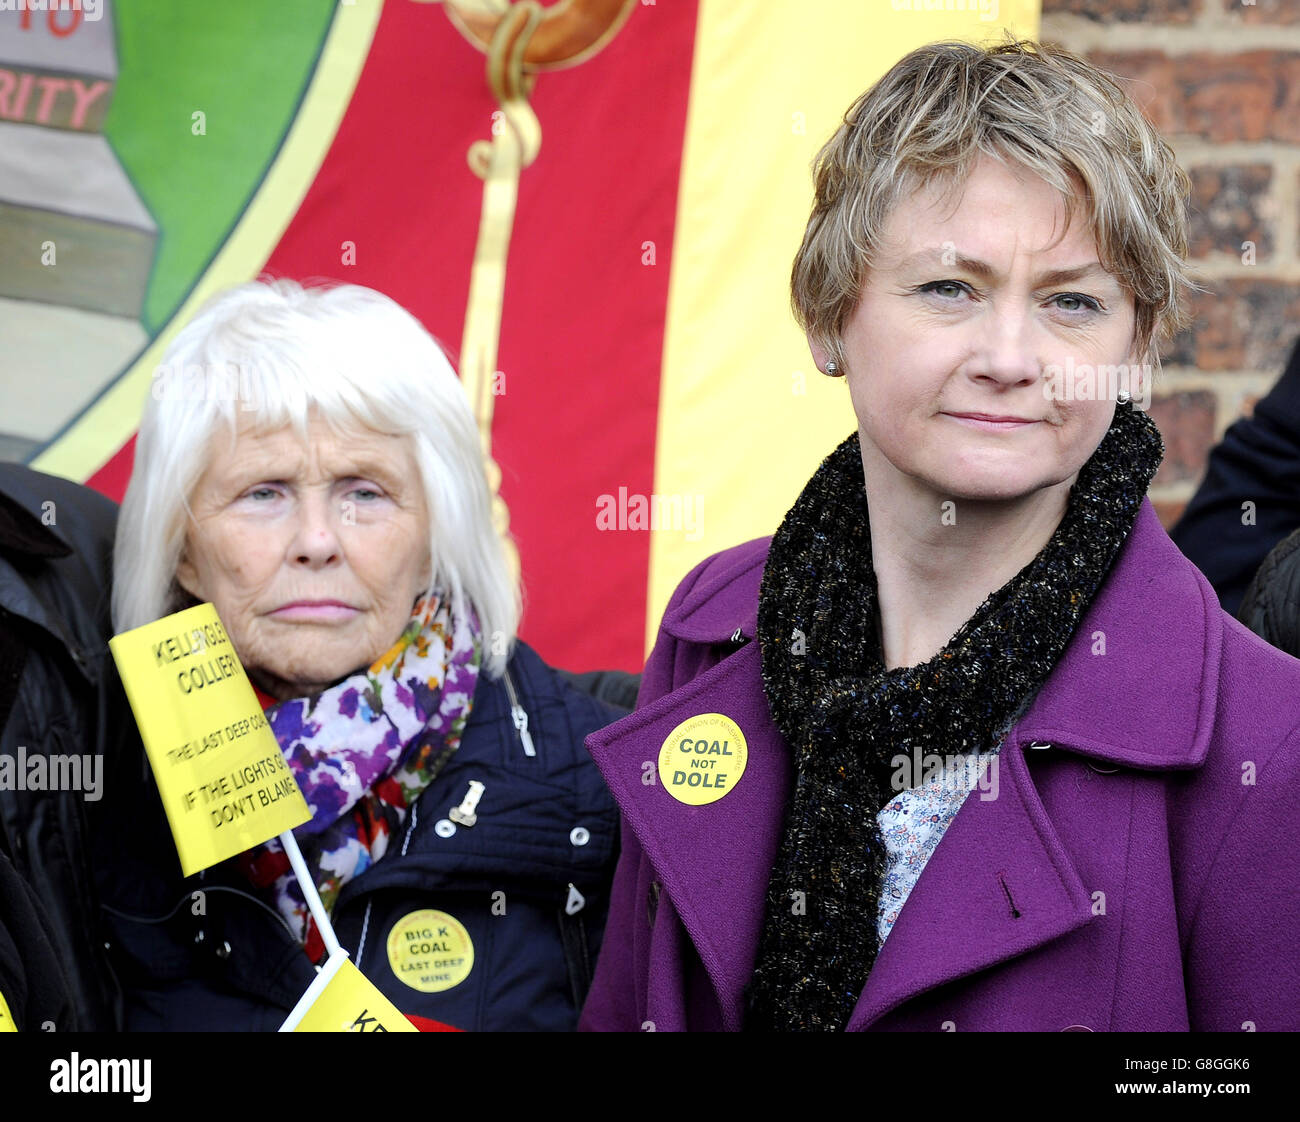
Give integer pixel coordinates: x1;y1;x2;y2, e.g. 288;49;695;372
414;0;636;580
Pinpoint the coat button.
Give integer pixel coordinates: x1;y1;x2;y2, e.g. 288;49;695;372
569;826;590;847
1086;761;1119;775
215;940;232;960
434;818;457;837
647;880;661;927
1061;1024;1093;1031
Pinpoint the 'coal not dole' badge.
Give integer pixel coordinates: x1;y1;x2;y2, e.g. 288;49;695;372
657;713;748;805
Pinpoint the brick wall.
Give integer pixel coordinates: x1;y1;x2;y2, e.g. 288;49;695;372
1041;0;1300;526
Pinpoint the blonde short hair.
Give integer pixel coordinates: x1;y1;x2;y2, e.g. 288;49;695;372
113;278;520;679
791;37;1199;374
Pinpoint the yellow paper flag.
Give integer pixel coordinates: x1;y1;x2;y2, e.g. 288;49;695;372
283;950;417;1032
109;603;311;876
0;989;16;1032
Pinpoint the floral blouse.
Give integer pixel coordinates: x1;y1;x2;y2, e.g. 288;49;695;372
875;749;1001;950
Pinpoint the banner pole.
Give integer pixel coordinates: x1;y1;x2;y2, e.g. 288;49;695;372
279;829;343;959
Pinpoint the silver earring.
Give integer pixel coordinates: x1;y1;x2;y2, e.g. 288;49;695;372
825;361;839;376
1117;388;1131;404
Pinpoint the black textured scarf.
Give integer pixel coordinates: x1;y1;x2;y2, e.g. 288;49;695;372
745;401;1164;1031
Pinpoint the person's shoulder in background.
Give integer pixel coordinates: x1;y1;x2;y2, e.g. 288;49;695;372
1171;335;1300;617
0;463;117;578
555;667;642;714
0;463;126;1031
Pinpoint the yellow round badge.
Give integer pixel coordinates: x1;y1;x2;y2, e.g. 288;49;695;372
387;909;474;993
657;713;748;805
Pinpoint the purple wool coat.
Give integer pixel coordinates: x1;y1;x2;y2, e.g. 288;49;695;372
579;500;1300;1032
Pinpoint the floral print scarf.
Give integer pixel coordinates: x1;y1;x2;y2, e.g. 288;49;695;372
237;592;481;961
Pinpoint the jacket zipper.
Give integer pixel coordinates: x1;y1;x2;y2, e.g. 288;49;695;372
502;667;536;757
334;667;536;916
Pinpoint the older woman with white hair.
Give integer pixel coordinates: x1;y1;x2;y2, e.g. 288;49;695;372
580;38;1300;1032
96;279;625;1031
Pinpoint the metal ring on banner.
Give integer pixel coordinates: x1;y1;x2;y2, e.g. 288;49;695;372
442;0;636;73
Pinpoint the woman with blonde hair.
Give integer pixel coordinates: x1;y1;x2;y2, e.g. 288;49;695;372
581;38;1300;1032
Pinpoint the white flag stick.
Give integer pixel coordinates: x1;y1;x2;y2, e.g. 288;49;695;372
278;947;349;1032
278;829;343;960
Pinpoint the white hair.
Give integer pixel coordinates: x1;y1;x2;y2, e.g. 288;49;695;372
112;278;520;678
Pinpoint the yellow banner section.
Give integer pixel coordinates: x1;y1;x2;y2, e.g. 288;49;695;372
109;603;311;876
285;951;418;1033
648;0;1040;651
0;989;15;1032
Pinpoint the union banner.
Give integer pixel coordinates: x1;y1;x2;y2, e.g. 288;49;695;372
7;0;1039;671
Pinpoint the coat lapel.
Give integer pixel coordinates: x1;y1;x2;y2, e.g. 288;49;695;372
845;734;1094;1029
585;639;790;1030
1010;500;1223;770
